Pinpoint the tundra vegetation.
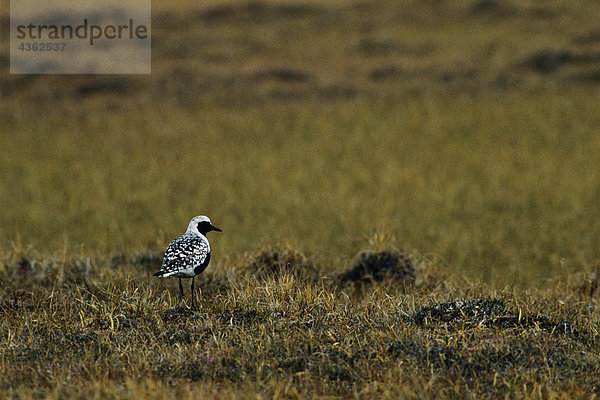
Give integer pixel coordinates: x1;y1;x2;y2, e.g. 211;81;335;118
1;0;599;398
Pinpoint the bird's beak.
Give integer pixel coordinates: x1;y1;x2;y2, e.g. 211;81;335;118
211;225;222;232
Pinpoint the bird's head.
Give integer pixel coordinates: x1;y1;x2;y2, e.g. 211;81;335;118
187;215;222;236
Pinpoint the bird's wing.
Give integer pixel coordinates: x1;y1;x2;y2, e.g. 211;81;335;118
159;235;209;274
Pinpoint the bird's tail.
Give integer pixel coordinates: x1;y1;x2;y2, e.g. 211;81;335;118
153;270;166;277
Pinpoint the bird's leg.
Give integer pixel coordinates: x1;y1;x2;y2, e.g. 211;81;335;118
191;276;195;308
179;278;184;298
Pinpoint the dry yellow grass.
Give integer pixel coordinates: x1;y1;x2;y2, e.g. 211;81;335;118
1;248;598;399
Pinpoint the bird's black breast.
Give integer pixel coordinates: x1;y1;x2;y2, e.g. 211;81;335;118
194;251;211;275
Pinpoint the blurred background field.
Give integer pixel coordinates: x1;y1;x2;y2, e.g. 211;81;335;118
2;1;600;398
2;92;600;287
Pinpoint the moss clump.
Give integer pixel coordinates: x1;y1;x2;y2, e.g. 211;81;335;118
240;244;320;281
340;248;415;288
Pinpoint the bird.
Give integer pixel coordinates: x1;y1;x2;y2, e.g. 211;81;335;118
153;215;222;306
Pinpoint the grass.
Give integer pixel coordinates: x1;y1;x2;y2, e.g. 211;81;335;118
2;0;600;397
1;247;599;399
2;92;599;285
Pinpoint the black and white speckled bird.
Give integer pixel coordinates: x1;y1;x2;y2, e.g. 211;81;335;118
153;216;222;306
